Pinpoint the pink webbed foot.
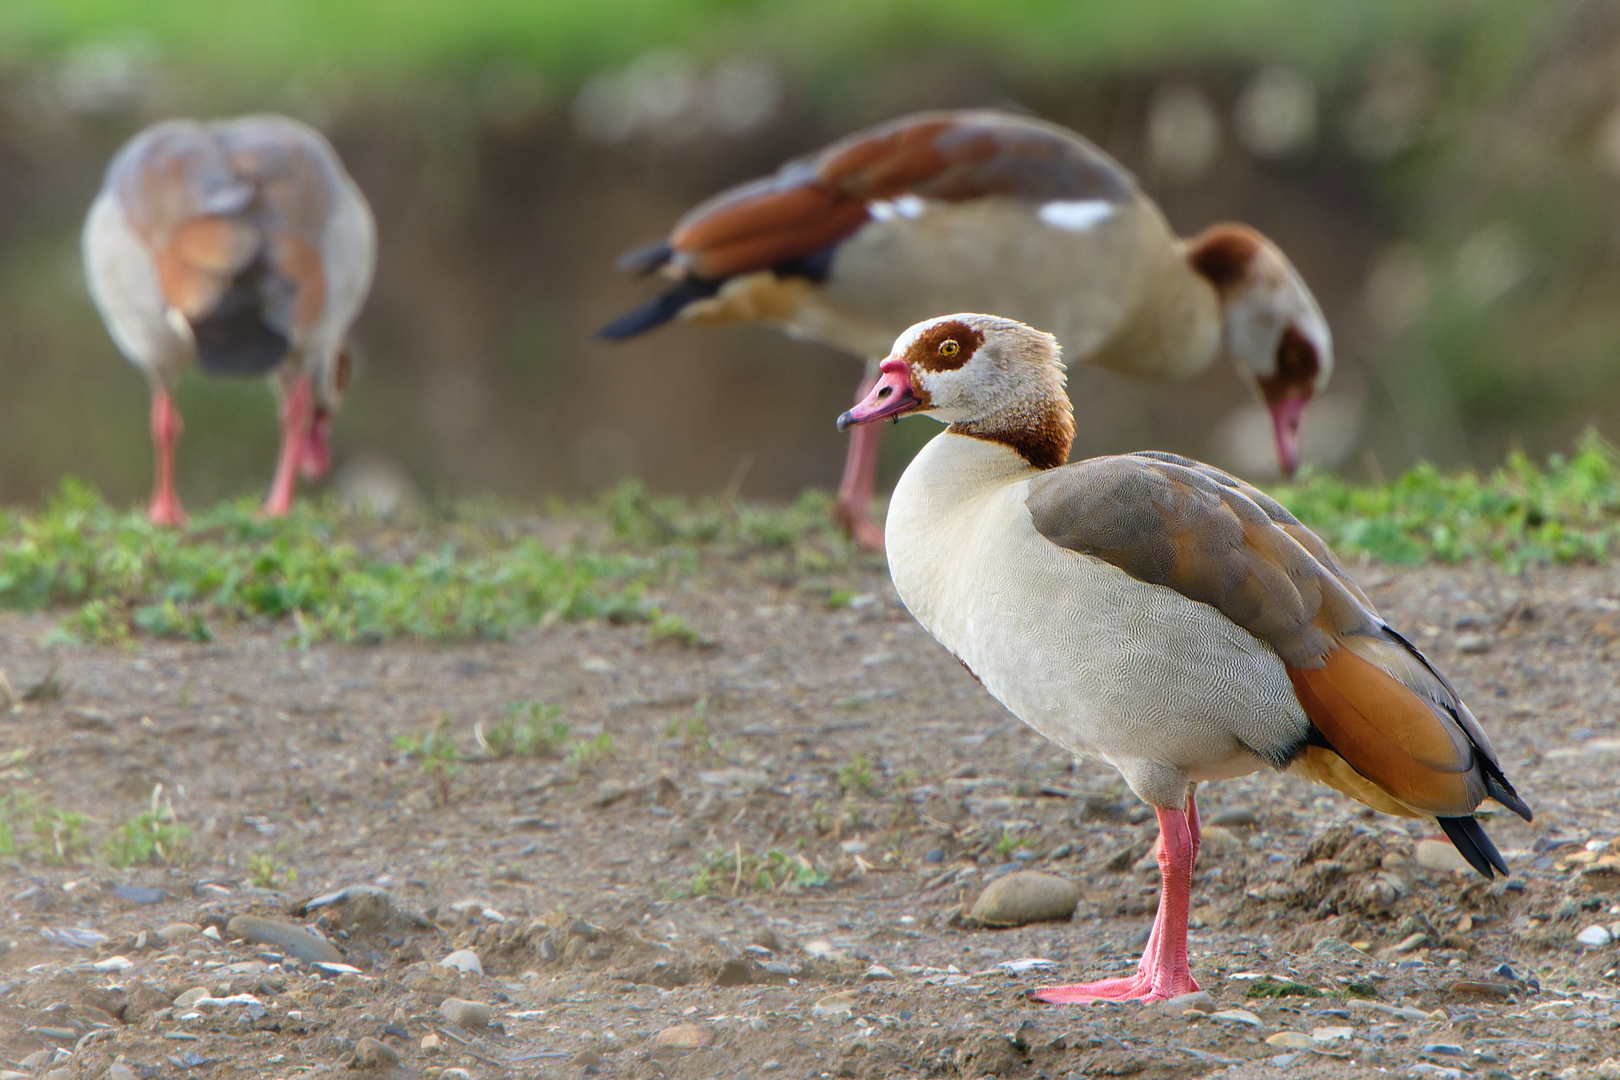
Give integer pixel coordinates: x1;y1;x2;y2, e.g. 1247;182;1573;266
148;490;187;528
1028;970;1200;1004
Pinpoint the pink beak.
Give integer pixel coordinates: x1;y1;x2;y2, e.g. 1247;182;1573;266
837;358;921;430
1268;392;1309;478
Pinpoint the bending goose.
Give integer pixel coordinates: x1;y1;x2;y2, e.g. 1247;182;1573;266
84;115;376;525
603;109;1331;549
839;313;1529;1002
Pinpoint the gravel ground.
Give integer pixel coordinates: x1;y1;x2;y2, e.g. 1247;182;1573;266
2;553;1619;1079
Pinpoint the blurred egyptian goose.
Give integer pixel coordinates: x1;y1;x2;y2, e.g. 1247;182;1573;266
603;109;1331;550
839;314;1529;1002
83;115;376;525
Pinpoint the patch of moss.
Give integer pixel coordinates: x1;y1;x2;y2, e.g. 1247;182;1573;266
1245;979;1325;999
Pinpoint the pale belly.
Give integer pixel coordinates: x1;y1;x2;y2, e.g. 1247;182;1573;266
885;437;1309;806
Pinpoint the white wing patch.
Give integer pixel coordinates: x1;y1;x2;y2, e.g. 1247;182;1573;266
868;194;928;221
1038;200;1115;232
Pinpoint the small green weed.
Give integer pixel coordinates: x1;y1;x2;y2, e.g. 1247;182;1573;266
688;845;830;896
1341;979;1382;999
394;718;462;805
647;609;714;648
102;786;189;868
566;730;613;766
1245;979;1325;999
34;807;89;865
248;851;298;890
478;700;569;758
993;829;1036;857
836;753;877;796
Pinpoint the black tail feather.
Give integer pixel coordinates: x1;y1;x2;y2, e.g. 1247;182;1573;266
1437;816;1509;879
1485;774;1533;822
616;240;674;276
597;278;721;341
191;258;291;376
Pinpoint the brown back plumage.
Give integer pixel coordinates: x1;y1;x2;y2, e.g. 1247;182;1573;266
1026;451;1530;836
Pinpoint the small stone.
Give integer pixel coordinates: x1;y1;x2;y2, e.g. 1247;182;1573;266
201;925;220;940
438;948;484;974
112;885;167;904
420;1034;442;1054
1311;1026;1353;1043
1423;1043;1464;1055
1347;999;1430;1022
437;997;492;1027
353;1036;400;1068
1161;990;1217;1015
594;780;628;807
863;964;895;981
1576;924;1614;947
1444;980;1514;1000
1388;931;1429;954
1209;1008;1263;1027
1415;839;1473;875
1455;633;1492;654
108;1064;138;1080
174;986;211;1008
811;991;858;1019
1595;1058;1619;1080
227;915;344;964
967;870;1080;927
653;1023;710;1048
440;1070;473;1080
157;922;200;945
1211;808;1258;827
924;848;945;863
571;1050;602;1068
1265;1032;1314;1050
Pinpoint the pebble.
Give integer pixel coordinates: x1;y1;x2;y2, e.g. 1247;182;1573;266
226;915;343;965
420;1034;442;1054
91;955;133;972
439;948;484;974
653;1023;710;1048
351;1036;400;1068
107;1064;137;1080
1576;924;1614;947
1455;633;1492;654
1596;1059;1619;1080
1160;991;1217;1015
1211;807;1258;827
1311;1026;1353;1043
1209;1008;1263;1027
1423;1043;1465;1055
437;997;493;1027
1388;932;1429;954
1348;999;1431;1022
157;922;199;945
440;1070;472;1080
862;964;895;981
1408;1066;1462;1080
923;848;945;863
1444;980;1515;1000
174;986;211;1008
811;991;858;1019
1415;839;1474;874
967;870;1080;926
1265;1032;1314;1050
111;885;167;904
0;1072;31;1080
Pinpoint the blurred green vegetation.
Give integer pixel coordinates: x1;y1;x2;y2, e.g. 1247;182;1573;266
1275;430;1620;570
0;0;1550;82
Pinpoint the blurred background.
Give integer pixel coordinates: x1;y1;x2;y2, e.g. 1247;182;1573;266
0;0;1615;509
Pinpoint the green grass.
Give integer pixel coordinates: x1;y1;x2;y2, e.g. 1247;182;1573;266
478;700;571;758
1273;431;1620;571
686;844;830;897
0;0;1551;88
0;479;665;646
1245;978;1325;999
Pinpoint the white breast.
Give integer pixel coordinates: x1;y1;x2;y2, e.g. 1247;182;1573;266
885;433;1309;807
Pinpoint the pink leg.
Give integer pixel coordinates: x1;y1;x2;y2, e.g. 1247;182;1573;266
1030;800;1201;1004
148;389;187;527
264;374;314;517
832;365;886;552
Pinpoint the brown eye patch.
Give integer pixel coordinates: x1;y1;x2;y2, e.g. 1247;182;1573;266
910;319;984;372
1259;325;1319;403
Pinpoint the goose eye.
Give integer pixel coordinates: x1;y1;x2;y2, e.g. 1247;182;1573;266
939;340;960;357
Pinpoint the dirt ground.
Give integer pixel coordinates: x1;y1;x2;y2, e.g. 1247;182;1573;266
3;550;1620;1079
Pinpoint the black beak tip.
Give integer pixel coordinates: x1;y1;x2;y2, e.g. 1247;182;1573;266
836;411;856;433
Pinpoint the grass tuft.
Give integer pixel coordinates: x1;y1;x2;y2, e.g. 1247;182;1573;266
1275;430;1620;570
1244;978;1325;999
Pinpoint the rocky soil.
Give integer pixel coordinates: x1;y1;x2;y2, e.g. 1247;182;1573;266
3;554;1620;1078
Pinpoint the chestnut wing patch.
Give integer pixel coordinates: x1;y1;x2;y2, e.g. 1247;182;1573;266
667;110;1137;283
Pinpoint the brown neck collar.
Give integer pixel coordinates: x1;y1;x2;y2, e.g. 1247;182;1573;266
946;399;1074;471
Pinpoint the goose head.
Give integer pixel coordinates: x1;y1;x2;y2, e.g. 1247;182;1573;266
838;313;1073;469
1185;224;1333;476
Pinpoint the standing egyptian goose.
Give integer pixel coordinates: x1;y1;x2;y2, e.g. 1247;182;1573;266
603;110;1331;550
83;115;376;525
839;313;1529;1002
